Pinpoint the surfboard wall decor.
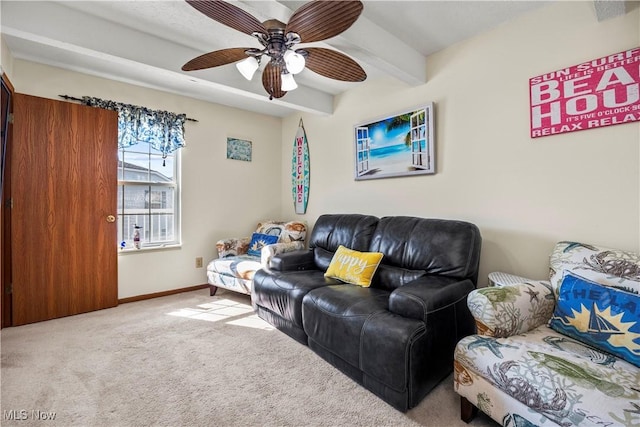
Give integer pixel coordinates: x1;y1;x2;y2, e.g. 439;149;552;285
292;118;310;214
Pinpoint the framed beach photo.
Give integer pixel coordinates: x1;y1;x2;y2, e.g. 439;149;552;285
354;103;435;180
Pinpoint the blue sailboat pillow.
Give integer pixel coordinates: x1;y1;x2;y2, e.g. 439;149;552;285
549;272;640;367
247;233;279;257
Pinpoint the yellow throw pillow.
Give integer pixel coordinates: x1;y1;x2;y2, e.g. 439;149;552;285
324;245;384;287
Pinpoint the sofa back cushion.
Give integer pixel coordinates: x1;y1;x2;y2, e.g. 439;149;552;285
368;216;482;288
256;220;307;243
309;214;379;271
549;241;640;296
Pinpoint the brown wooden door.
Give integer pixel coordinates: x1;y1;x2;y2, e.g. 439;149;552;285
11;94;118;325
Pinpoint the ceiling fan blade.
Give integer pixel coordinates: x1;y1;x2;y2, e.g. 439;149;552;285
262;62;287;99
185;0;266;36
182;47;251;71
286;1;363;43
304;48;366;82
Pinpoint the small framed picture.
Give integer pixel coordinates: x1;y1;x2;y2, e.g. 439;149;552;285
354;103;435;180
227;138;252;162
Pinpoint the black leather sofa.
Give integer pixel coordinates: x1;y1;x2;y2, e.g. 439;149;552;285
252;214;482;412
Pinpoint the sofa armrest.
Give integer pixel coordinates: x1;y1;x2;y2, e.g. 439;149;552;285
269;250;316;271
467;280;555;338
261;241;305;268
216;237;251;258
389;276;475;323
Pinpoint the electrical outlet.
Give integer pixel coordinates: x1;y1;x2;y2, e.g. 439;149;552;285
195;257;203;268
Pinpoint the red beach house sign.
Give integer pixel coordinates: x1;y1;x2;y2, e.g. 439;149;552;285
529;47;640;138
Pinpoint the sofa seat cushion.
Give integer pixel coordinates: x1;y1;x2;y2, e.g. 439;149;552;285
454;325;640;426
252;270;338;329
303;285;426;391
207;255;262;280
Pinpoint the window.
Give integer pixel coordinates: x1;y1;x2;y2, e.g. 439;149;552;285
79;95;186;250
355;127;370;176
117;141;179;249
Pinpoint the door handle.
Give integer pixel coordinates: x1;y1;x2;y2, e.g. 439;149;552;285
106;215;116;223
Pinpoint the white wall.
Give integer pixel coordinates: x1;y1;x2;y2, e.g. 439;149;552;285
1;36;14;78
280;1;640;285
8;1;640;297
11;60;283;299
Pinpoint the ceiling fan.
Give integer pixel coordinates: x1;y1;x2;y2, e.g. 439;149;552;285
181;0;367;100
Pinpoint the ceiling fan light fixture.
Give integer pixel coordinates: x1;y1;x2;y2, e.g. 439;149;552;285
182;0;366;98
236;56;259;80
281;72;298;91
284;49;305;74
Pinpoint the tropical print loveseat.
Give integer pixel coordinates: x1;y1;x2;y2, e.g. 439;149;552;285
454;241;640;426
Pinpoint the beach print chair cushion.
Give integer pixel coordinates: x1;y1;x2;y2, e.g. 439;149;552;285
455;325;640;426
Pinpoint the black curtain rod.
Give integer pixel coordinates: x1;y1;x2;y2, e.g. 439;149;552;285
58;95;198;122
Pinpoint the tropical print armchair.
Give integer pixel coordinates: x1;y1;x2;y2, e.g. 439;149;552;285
454;241;640;426
206;220;307;296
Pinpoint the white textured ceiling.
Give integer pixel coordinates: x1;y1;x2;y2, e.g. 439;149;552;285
0;0;597;117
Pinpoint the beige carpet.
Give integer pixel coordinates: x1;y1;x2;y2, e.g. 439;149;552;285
1;289;498;427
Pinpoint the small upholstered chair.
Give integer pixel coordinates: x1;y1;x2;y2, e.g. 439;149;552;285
454;241;640;426
206;220;307;296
